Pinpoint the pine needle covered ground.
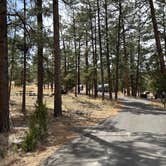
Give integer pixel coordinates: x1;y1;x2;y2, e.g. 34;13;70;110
1;86;119;166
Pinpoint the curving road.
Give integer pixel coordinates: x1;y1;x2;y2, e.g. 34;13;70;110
40;97;166;166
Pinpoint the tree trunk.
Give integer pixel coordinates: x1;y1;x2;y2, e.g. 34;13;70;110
97;0;104;100
94;15;98;98
77;39;81;94
104;0;112;100
0;0;9;132
149;0;165;73
164;21;166;59
88;2;97;98
73;12;77;97
53;0;62;117
115;0;122;100
135;15;141;97
121;7;130;96
130;39;136;97
37;0;44;104
22;0;27;114
162;3;166;58
85;28;89;96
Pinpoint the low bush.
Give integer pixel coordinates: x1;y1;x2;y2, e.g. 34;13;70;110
22;102;48;152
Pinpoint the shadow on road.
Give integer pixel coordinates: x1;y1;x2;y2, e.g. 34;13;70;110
119;98;166;115
40;97;166;166
82;131;166;166
41;127;166;166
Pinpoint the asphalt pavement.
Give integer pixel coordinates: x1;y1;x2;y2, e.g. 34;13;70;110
40;97;166;166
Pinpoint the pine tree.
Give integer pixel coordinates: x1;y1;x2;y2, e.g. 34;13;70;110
37;0;44;104
53;0;62;117
22;0;27;114
149;0;165;73
0;0;9;132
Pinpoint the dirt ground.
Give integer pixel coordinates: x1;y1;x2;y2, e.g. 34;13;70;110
0;86;119;166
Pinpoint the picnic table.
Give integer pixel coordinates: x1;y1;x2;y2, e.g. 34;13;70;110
15;90;37;96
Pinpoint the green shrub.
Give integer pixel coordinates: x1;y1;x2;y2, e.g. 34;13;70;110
22;102;48;152
22;128;38;152
150;72;166;93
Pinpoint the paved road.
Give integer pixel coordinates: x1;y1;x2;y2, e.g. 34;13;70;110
40;97;166;166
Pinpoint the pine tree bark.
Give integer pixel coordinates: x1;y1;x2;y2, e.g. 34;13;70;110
149;0;165;73
104;0;112;100
121;6;130;97
22;0;27;113
115;0;122;100
130;39;136;97
88;2;97;98
85;28;89;96
164;22;166;58
97;0;104;100
0;0;9;132
77;39;81;94
162;3;166;58
37;0;44;104
135;15;141;97
73;12;78;97
94;15;98;98
53;0;62;117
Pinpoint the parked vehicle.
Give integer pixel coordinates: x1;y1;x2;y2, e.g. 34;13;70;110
140;91;154;99
97;84;109;92
50;86;66;97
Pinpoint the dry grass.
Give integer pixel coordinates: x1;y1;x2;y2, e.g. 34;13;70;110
0;86;120;166
150;99;165;108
